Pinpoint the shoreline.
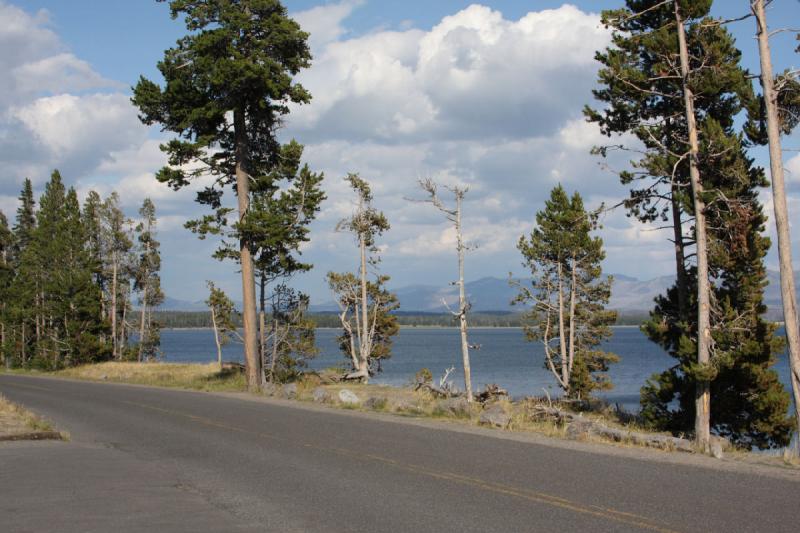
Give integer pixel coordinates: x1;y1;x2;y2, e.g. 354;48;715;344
162;324;645;331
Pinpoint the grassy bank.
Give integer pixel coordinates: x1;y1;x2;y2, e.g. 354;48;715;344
53;362;248;392
0;393;62;440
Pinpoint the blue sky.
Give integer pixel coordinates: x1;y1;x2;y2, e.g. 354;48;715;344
1;1;799;304
12;1;799;81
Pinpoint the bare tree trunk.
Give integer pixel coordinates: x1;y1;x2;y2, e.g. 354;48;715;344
753;0;800;437
1;321;5;367
111;257;118;359
211;306;222;369
234;108;262;392
119;295;128;357
270;318;279;382
568;255;577;380
259;310;268;382
676;2;711;452
138;284;148;363
359;231;370;382
455;193;473;401
21;322;26;365
557;263;569;394
35;286;41;348
258;275;268;384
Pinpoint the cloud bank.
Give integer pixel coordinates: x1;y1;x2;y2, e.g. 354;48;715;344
3;0;792;302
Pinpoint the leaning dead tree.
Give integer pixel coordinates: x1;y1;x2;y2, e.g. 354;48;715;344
751;0;800;436
415;178;475;402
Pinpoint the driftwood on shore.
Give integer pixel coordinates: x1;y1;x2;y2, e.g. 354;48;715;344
220;361;245;373
475;384;509;404
523;402;698;453
414;380;458;398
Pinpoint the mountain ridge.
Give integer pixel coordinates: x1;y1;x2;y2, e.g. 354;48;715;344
159;270;798;320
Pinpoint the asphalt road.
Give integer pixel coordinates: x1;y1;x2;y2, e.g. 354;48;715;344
1;374;799;533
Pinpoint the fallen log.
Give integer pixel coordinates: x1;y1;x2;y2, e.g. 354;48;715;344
414;381;456;398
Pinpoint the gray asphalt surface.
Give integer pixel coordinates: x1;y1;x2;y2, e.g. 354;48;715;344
1;374;799;533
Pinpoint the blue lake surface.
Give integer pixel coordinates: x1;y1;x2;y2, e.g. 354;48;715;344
158;326;793;412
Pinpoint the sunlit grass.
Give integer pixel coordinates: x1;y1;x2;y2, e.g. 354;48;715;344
0;393;55;434
55;362;247;392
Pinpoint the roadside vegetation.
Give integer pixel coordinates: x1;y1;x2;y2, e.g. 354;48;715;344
54;362;247;392
0;393;61;440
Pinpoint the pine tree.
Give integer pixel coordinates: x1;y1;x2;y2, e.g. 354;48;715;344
9;180;38;366
135;198;164;362
82;191;107;309
232;141;325;382
588;0;791;448
328;175;398;382
12;178;36;261
514;186;618;400
206;281;239;368
327;272;399;379
0;210;13;365
100;193;133;360
59;188;109;365
263;285;317;383
133;0;313;391
31;171;69;367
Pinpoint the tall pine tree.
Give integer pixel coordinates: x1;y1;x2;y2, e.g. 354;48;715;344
515;186;618;400
132;0;313;391
588;0;791;448
135;198;164;362
9;179;38;365
0;211;12;365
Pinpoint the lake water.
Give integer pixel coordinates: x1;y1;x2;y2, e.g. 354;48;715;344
158;326;794;412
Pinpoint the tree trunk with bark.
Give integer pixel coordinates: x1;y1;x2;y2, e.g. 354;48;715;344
752;0;800;436
568;255;577;388
676;2;711;453
270;318;279;382
557;263;569;393
671;186;689;318
21;323;26;365
258;275;268;385
111;257;118;359
234;108;262;391
358;230;371;382
138;284;147;363
119;295;128;357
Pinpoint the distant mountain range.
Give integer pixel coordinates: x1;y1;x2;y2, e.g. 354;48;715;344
160;270;798;319
308;274;677;314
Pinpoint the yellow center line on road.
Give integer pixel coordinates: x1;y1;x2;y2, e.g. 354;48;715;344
123;399;682;533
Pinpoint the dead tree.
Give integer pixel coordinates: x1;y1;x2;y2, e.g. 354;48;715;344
675;1;712;453
415;178;475;402
751;0;800;436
